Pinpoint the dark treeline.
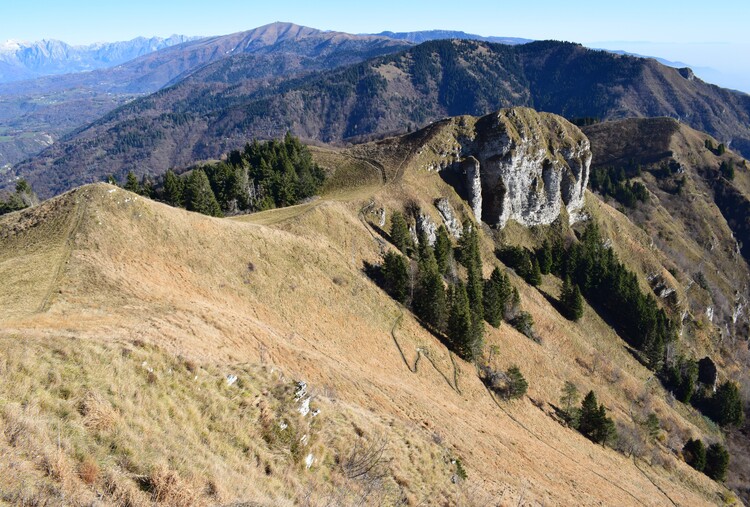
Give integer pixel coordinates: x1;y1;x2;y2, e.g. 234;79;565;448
115;133;325;217
589;165;649;207
558;223;676;369
0;179;38;216
498;221;744;431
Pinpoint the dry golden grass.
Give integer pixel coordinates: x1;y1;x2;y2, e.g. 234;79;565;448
0;167;737;505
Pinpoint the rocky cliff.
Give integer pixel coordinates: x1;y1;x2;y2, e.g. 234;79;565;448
419;107;591;228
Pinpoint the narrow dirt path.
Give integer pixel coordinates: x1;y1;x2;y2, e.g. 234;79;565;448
38;195;87;313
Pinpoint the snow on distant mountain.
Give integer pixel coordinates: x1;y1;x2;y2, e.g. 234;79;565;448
0;35;203;82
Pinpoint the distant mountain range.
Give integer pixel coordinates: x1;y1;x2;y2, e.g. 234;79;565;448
0;35;202;83
11;32;750;198
0;23;410;171
371;30;532;45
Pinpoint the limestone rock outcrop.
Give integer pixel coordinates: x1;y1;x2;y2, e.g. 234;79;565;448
424;108;592;228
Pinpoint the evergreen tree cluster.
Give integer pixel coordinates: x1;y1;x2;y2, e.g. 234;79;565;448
380;213;524;362
116;133;325;217
549;223;677;369
496;245;542;286
0;179;37;216
589;165;648;208
683;438;730;482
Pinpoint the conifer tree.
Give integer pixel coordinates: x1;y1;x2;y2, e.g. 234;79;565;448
466;261;484;345
538;240;553;275
483;267;510;327
458;219;481;271
124;171;140;193
683;438;706;472
185;169;223;217
705;443;729;481
561;277;584;321
447;282;473;359
382;251;410;304
414;240;446;331
434;225;453;275
711;381;745;427
577;391;615;444
578;390;601;439
504;365;528;400
390;211;413;255
527;256;542;286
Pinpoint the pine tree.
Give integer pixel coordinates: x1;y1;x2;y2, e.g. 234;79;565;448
382;251;410;304
683;438;706;472
504;365;528;400
561;277;584;321
711;381;744;427
578;390;600;440
705;443;729;481
390;211;413;255
466;261;484;348
483;267;510;327
527;256;542;286
538;240;553;275
124;171;140;193
458;219;481;271
434;225;453;275
185;169;223;217
577;391;615;445
414;243;446;331
163;169;185;207
447;282;473;359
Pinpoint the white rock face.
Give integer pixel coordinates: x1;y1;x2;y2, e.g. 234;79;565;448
430;108;591;228
434;198;462;239
473;110;591;228
462;157;482;222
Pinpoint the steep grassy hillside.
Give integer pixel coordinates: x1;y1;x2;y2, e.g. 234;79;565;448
13;38;750;199
584;118;750;336
0;141;739;506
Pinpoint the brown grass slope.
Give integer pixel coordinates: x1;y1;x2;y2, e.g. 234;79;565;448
0;147;737;507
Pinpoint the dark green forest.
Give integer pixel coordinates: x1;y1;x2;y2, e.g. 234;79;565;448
116;133;325;217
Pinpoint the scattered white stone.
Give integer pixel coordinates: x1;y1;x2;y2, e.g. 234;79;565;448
299;397;311;417
305;453;314;469
226;374;238;386
300;434;309;445
311;409;321;417
279;421;288;430
108;189;117;193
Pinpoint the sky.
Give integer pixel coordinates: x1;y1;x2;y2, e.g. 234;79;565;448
2;0;749;91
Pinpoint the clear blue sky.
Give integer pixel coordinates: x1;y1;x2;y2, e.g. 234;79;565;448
2;0;749;90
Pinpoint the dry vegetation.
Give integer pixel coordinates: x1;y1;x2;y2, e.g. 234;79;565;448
0;119;743;505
